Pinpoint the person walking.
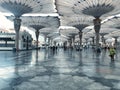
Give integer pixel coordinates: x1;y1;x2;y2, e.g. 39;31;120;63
109;47;116;61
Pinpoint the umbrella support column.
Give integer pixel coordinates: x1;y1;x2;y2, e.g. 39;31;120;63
35;30;40;50
14;18;21;51
93;18;101;52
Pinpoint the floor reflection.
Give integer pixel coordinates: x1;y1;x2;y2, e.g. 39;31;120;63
79;51;83;66
0;48;120;90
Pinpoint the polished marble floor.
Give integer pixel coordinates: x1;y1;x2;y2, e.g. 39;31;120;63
0;48;120;90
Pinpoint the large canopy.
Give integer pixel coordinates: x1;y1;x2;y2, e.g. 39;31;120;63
0;0;56;17
55;0;120;19
60;15;94;31
60;27;79;37
6;16;60;31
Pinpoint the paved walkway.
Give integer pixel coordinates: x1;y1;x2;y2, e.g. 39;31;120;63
0;48;120;90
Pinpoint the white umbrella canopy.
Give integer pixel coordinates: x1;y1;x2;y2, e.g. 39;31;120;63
117;37;120;43
84;32;95;38
100;28;120;35
82;37;89;43
102;16;120;29
0;0;56;17
109;31;120;38
40;28;58;39
47;31;59;37
82;34;90;39
53;35;68;42
47;31;69;42
20;16;60;30
60;15;94;31
60;28;79;37
106;38;115;43
75;37;79;42
104;35;113;40
60;15;94;25
55;0;120;19
40;28;58;34
60;34;69;39
47;32;62;39
102;20;116;28
75;30;94;39
6;16;60;31
82;28;93;35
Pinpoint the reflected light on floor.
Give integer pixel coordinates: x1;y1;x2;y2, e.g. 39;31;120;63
0;67;14;78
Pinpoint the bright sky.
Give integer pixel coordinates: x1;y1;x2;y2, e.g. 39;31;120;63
0;12;13;29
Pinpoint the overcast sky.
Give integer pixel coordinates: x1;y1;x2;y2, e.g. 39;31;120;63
0;12;13;29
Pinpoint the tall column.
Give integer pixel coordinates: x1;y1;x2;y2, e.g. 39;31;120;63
44;36;47;44
5;40;7;47
101;35;106;46
50;39;53;46
91;37;95;45
93;18;101;50
35;30;39;49
65;41;67;47
48;37;50;46
54;41;56;46
44;36;47;49
26;36;29;50
85;38;88;45
79;31;82;49
69;38;72;47
14;18;21;51
101;36;104;43
114;37;118;48
72;36;75;48
101;35;104;46
104;38;106;45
